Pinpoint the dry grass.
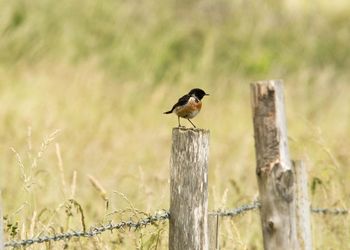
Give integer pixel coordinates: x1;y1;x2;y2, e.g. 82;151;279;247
1;0;350;249
1;63;349;249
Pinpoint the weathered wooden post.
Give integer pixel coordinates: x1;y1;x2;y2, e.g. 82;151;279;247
250;80;311;249
169;128;209;250
293;161;312;250
208;215;219;250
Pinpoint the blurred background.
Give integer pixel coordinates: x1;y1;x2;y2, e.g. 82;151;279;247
1;0;349;249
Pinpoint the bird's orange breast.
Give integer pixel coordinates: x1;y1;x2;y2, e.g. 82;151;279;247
175;97;202;119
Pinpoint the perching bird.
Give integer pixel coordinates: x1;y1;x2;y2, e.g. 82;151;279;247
163;88;209;128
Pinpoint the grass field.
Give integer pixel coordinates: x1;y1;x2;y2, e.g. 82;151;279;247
1;0;350;249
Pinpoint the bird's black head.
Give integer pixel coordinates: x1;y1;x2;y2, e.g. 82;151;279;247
188;88;209;100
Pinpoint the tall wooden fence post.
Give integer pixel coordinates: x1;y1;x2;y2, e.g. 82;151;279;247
250;80;297;249
169;128;209;250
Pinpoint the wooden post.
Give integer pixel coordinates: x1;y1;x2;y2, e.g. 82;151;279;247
208;215;219;250
293;161;312;250
250;80;297;249
169;128;209;250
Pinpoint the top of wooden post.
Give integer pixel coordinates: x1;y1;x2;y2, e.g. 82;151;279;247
172;127;209;133
250;80;291;174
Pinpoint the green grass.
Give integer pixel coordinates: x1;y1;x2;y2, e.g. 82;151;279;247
1;0;350;249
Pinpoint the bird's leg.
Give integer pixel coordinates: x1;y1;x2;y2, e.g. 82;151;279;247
178;116;181;127
187;119;196;128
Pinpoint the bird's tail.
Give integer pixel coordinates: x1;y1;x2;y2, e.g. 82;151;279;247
163;110;173;114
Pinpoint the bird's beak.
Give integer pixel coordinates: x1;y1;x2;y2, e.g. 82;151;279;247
206;94;210;96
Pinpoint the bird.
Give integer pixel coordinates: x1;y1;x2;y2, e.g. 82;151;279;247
163;88;209;128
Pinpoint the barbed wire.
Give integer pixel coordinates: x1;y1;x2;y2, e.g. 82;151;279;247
210;202;349;216
4;211;170;248
4;203;348;248
209;202;260;217
311;207;348;215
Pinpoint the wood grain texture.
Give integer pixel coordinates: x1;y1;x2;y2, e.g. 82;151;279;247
169;128;209;250
251;80;297;250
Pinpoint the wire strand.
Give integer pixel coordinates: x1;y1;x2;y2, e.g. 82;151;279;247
4;204;348;248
